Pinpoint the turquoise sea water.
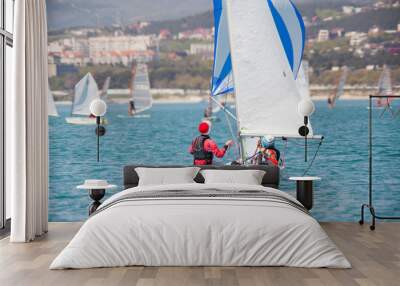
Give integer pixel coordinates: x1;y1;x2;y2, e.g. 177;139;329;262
49;100;400;222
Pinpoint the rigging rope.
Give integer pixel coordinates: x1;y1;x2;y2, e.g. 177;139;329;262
302;137;324;176
222;98;240;159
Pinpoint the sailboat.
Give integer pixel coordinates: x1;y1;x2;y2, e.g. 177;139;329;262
127;63;153;117
99;76;111;101
65;73;106;125
375;65;393;108
211;0;322;162
203;96;223;121
48;86;59;117
328;66;349;109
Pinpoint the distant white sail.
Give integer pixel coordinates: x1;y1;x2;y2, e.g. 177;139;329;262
100;76;111;101
329;66;349;107
296;61;310;100
48;86;59;117
72;73;99;116
225;0;309;140
378;66;392;96
211;0;234;96
131;63;152;113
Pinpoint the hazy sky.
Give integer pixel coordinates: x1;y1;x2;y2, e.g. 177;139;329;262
47;0;211;30
46;0;352;30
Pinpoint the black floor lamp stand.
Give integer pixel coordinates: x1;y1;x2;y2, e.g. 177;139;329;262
359;95;400;230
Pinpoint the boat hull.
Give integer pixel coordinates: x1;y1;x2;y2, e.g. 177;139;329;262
65;117;108;125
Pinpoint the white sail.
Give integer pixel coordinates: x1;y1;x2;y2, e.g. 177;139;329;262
225;0;309;140
132;63;152;113
72;73;99;116
100;76;111;101
378;66;392;96
296;61;310;100
48;86;59;117
335;67;349;100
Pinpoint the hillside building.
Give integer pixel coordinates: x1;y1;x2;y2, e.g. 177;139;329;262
190;43;213;59
318;30;330;42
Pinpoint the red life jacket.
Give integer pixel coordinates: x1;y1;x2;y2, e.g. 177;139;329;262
192;135;213;164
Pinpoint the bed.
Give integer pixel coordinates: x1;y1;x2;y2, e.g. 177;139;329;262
50;165;350;269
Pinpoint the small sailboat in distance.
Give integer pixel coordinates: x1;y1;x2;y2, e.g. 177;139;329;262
48;85;59;117
376;65;393;108
328;66;349;109
65;73;106;125
127;63;153;117
99;76;111;101
203;95;224;121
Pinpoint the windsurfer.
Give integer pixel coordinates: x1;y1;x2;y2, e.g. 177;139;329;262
189;120;233;165
128;100;136;116
251;136;281;166
204;106;212;118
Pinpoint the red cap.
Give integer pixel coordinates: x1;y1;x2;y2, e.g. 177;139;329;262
198;121;211;135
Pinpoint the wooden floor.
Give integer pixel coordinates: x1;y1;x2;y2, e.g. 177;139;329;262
0;222;399;286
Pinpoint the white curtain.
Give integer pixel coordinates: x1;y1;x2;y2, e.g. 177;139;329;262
7;0;49;242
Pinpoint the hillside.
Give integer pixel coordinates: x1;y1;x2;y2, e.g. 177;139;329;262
308;7;400;37
47;0;374;31
141;2;398;36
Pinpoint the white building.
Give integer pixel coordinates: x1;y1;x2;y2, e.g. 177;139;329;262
318;30;330;42
190;43;213;59
342;6;355;15
348;32;367;46
88;35;154;58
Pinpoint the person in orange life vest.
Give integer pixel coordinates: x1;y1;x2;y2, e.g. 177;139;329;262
189;120;233;165
252;136;280;166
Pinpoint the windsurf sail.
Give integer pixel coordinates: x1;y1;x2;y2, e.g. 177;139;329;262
376;65;393;107
48;85;59;117
130;63;153;114
378;66;392;96
72;73;99;116
100;76;111;101
328;66;349;108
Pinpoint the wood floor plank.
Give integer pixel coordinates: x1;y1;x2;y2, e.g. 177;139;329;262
0;222;399;286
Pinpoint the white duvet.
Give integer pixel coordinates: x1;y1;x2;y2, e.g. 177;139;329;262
50;183;350;269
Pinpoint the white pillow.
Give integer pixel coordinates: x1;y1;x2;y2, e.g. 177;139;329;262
200;169;265;185
135;167;200;186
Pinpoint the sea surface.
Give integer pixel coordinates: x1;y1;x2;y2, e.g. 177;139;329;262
49;100;400;222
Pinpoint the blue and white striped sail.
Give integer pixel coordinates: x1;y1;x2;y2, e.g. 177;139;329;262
211;0;234;97
226;0;312;144
267;0;306;78
211;0;305;99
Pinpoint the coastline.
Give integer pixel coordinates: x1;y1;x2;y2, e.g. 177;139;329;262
55;94;374;105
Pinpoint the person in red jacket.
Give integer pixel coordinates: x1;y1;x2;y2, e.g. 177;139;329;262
189;120;233;165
